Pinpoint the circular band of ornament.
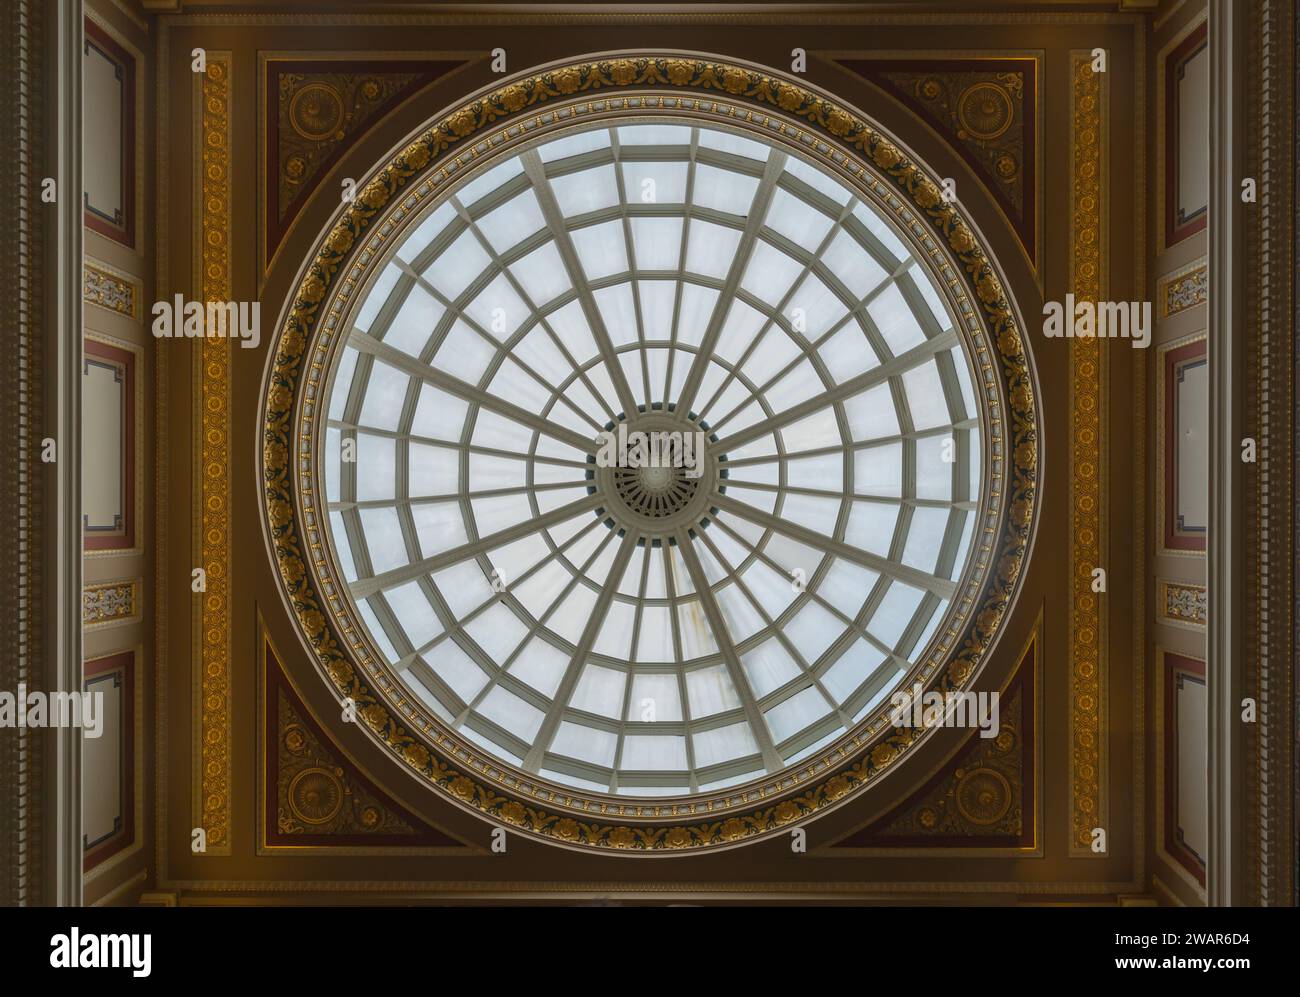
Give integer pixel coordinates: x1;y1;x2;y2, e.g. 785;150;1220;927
261;53;1039;852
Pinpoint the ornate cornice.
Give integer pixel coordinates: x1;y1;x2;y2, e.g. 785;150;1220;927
260;54;1039;852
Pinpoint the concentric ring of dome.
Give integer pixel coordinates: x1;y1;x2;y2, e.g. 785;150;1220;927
321;120;984;797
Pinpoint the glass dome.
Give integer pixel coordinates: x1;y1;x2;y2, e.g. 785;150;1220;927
320;120;983;797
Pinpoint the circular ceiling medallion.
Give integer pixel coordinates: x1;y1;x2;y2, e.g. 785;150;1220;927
262;54;1038;851
954;766;1012;827
289;81;345;141
288;766;345;825
956;82;1014;141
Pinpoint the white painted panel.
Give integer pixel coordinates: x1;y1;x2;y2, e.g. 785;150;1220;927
82;671;124;849
1176;358;1209;532
83;43;124;224
82;358;124;531
1177;46;1210;224
1176;673;1208;864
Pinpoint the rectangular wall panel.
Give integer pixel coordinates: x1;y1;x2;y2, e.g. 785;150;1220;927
1158;335;1207;553
83;19;135;248
1164;20;1208;247
82;338;136;551
83;650;135;872
1161;650;1207;888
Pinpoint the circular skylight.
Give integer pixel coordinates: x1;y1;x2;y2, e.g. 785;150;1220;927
321;120;983;798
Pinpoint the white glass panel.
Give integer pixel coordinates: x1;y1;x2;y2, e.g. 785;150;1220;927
385;284;444;356
636;605;673;661
766;186;834;247
384;581;444;648
433;321;495;384
621;161;688;204
739;239;803;303
692;163;759;215
852;201;910;264
780;491;842;534
914;434;955;502
818;558;880;619
764;685;832;742
843;382;900;441
546;584;598;645
618;124;692;146
356;433;396;502
620;735;687;770
433;560;496;619
740;639;801;698
783;600;844;665
328;348;359;421
325;427;342;499
551;721;617;767
820;229;888;299
424;229;492;300
686;664;742;717
903;362;950;430
330;510;357;581
476;686;544;741
354;264;402;332
868;581;925;650
676;283;720;346
462;602;529;661
476;189;546;254
685;221;742;279
538;128;609;162
820;638;887;703
508;241;570;306
843;500;899;557
677;599;717;659
626;673;681;722
358;598;400;662
817;324;878;382
906;262;952;331
630;216;684;271
358;361;409;431
637;280;676;341
786;271;847;339
570;663;626;719
549;164;619;215
507;637;570;698
853;441;903;497
696;127;769;162
395;204;456;263
867;283;927;357
591;284;639;347
410;384;468;441
425;641;490;703
545;299;600;364
784;155;853;204
692;722;758;767
461;272;527;339
411;500;468;557
358;507;407;574
570;221;628;280
456;157;525;208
